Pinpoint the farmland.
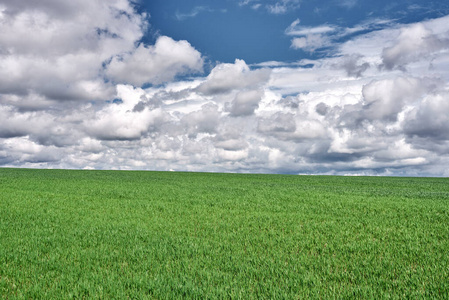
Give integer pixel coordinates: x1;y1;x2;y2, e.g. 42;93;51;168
0;168;448;298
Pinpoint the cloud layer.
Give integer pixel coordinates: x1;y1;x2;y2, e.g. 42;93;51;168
1;1;449;176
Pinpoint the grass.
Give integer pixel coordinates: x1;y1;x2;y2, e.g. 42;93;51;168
0;168;448;298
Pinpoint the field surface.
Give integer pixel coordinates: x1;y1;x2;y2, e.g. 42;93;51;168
1;168;448;298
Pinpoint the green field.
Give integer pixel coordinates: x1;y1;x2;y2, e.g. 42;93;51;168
1;168;448;298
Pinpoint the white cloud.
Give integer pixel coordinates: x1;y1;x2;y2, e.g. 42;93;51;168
176;6;208;20
267;3;288;14
0;0;146;102
84;85;169;141
286;20;336;36
332;54;370;77
286;20;337;52
361;76;429;121
238;0;257;7
181;103;221;137
267;0;300;14
339;0;358;9
238;0;300;14
382;22;449;70
0;0;204;103
175;6;222;21
106;36;203;86
285;17;397;53
196;59;270;95
2;2;449;176
0;106;51;138
291;35;331;51
228;89;264;116
404;92;449;142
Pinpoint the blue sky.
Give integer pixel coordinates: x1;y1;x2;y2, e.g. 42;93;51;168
142;0;449;63
1;0;449;175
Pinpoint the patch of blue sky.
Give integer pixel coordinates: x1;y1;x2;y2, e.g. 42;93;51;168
139;0;449;64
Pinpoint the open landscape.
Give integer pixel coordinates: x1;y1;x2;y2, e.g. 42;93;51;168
1;168;448;298
2;1;449;298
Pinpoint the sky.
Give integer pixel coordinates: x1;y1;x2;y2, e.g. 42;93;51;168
1;0;449;176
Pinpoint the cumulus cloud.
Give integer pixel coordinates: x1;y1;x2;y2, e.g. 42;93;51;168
106;36;203;86
181;103;221;137
2;2;449;176
336;55;370;77
258;112;296;134
0;0;146;103
404;92;449;142
84;85;170;141
228;89;264;117
360;76;430;121
382;22;449;70
196;59;270;95
0;0;204;105
0;137;63;166
0;106;49;138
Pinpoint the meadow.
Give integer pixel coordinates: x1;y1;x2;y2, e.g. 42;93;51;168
0;168;448;298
